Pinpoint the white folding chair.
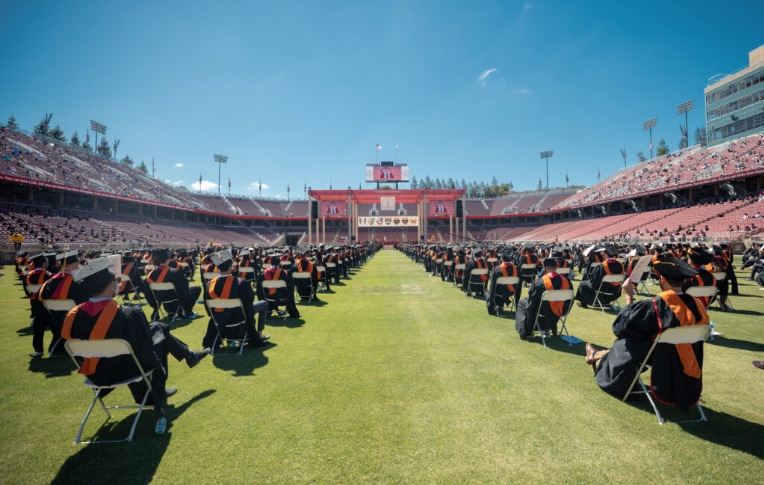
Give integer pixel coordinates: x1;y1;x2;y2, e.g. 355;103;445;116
622;325;711;425
710;271;732;309
148;282;180;322
202;272;218;284
685;286;719;340
64;338;160;443
493;276;520;314
42;298;76;356
555;267;572;277
206;298;248;355
453;264;466;287
292;271;313;303
531;289;575;347
261;279;288;319
592;273;625;312
467;268;489;297
315;265;328;291
118;274;144;306
442;260;453;280
279;260;293;271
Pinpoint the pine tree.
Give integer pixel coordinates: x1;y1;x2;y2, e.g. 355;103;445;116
6;115;19;131
70;131;81;147
97;137;112;158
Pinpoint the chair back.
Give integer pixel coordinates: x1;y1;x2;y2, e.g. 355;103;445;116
238;266;255;275
149;282;176;292
685;286;718;299
711;272;726;281
262;279;287;290
206;298;244;311
655;325;711;345
292;272;312;281
601;274;625;284
471;268;489;277
43;298;76;313
65;338;132;359
555;267;571;276
495;276;520;286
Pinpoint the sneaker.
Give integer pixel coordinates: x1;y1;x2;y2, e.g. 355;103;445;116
164;386;178;398
28;351;43;358
753;361;764;370
186;348;210;368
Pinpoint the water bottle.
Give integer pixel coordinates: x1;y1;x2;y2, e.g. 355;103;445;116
154;417;167;435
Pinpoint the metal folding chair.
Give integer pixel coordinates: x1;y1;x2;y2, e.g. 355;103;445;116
531;289;575;347
592;273;625;312
42;298;76;356
467;268;489;297
261;279;288;319
622;325;711;425
148;282;181;322
64;338;162;443
206;298;248;355
292;271;313;303
493;276;520;314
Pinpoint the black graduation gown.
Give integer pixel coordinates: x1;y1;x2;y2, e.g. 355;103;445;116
575;259;624;306
202;274;257;348
595;291;707;410
515;272;571;338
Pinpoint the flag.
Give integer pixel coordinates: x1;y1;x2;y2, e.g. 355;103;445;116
376;144;382;150
565;173;569;184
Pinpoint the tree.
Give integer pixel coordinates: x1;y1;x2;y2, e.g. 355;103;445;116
137;161;148;174
636;151;647;162
120;154;134;167
33;117;51;137
6;115;19;131
460;178;467;190
656;138;669;157
423;175;432;189
694;127;708;147
434;178;443;189
410;175;418;189
49;124;66;142
447;177;455;189
82;140;93;152
70;131;81;147
97;137;112;158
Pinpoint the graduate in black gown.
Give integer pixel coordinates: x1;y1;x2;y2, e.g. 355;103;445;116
585;256;710;411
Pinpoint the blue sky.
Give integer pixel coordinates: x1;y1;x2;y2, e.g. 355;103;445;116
1;1;762;199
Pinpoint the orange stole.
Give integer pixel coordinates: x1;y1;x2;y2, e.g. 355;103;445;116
654;291;709;379
208;276;234;312
62;300;120;375
542;274;570;317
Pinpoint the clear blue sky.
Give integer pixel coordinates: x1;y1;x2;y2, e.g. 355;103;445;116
2;0;762;199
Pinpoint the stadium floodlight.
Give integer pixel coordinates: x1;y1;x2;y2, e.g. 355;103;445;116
540;150;554;190
90;120;106;155
676;99;694;149
213;154;228;195
642;117;657;160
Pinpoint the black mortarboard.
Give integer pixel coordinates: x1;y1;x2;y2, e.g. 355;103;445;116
653;256;697;279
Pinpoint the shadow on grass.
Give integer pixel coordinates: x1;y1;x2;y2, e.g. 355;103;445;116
682;407;764;460
721;308;764;317
16;325;33;336
28;354;74;378
212;343;274;376
706;336;764;352
298;299;327;307
267;317;306;329
52;389;215;485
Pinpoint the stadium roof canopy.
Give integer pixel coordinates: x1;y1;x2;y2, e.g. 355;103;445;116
308;189;465;203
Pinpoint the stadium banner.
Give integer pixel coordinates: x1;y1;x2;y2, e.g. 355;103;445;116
380;196;396;211
364;164;410;182
428;200;454;215
321;201;347;217
357;216;418;227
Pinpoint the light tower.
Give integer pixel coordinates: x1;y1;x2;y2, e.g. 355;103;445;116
676;99;694;149
213;154;227;196
642;117;657;160
540;150;554;190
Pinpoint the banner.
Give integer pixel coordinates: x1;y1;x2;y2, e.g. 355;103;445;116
380;196;395;211
428;200;454;215
357;216;418;227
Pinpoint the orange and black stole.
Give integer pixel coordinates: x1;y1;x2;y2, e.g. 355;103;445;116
265;268;282;295
653;291;709;379
147;266;170;284
500;263;517;293
61;300;120;375
208;276;234;312
542;273;570;316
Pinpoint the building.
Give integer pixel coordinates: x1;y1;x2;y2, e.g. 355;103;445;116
705;44;764;145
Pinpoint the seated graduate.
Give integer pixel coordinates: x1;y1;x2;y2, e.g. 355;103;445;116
293;249;320;301
33;250;88;357
486;248;521;315
575;244;624;309
515;257;572;339
585;256;710;411
202;249;270;349
257;255;300;318
142;248;202;320
62;257;209;404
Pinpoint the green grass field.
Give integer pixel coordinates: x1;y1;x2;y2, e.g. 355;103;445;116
1;250;763;484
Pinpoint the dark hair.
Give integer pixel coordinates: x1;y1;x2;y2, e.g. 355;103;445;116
217;260;233;272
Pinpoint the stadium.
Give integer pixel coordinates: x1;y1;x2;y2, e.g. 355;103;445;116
1;7;764;485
